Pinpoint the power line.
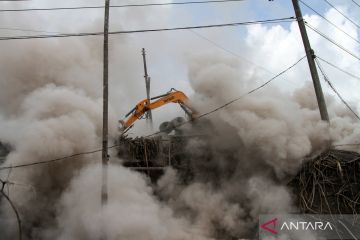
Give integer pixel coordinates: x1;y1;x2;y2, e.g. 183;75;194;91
322;0;360;29
146;55;307;138
299;0;360;45
333;143;360;147
305;22;360;61
187;29;299;88
315;57;360;120
0;147;115;171
188;29;274;75
0;0;246;12
0;17;295;41
352;0;360;8
0;55;306;171
0;26;59;34
317;56;360;81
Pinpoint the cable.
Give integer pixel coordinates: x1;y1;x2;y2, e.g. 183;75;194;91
188;29;274;75
188;30;300;88
352;0;360;8
322;0;360;29
299;0;360;45
0;0;246;12
145;55;307;138
317;56;360;81
0;146;116;171
305;22;360;61
315;57;360;120
0;55;306;171
0;26;59;34
0;17;295;41
333;143;360;147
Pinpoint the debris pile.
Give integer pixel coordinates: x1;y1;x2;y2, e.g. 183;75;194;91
290;149;360;214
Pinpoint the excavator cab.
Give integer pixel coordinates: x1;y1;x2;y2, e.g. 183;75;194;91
119;89;197;133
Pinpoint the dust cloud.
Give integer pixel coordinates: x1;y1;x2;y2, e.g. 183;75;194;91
0;11;359;240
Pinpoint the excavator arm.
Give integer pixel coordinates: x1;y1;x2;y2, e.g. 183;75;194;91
120;90;196;131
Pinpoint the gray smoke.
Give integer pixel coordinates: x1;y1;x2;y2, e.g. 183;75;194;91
42;165;212;240
153;53;360;239
0;4;359;240
1;42;359;240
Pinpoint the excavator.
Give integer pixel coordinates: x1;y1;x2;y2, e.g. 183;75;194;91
119;89;197;133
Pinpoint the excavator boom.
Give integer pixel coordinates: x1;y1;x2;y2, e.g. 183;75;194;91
120;90;196;131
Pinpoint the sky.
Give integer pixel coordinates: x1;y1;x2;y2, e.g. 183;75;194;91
0;0;359;134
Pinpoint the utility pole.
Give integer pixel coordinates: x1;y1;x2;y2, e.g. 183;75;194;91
101;0;110;209
142;48;153;129
291;0;329;122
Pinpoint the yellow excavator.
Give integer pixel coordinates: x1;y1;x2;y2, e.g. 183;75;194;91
119;89;197;133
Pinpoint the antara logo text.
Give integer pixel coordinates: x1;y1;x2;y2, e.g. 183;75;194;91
281;221;333;231
260;217;334;235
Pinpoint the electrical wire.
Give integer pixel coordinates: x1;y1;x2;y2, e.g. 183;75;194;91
352;0;360;8
0;55;306;171
0;26;59;34
188;29;274;75
333;143;360;147
0;0;246;12
322;0;360;29
305;22;360;61
145;55;307;138
0;17;295;41
315;57;360;120
317;56;360;81
299;0;360;45
0;145;118;171
188;29;300;88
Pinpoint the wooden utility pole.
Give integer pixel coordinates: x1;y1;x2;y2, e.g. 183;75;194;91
142;48;153;128
292;0;329;122
101;0;110;208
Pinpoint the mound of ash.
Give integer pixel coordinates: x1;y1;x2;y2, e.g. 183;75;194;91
289;149;360;214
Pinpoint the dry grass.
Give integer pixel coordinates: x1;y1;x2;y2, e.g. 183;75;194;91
289;149;360;214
